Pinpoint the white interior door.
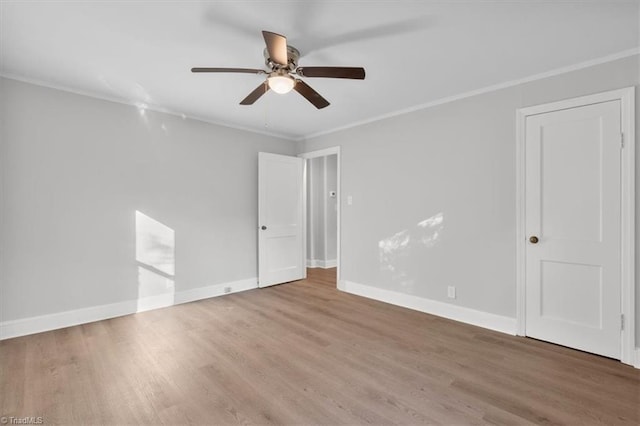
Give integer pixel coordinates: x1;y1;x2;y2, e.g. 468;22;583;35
258;152;305;288
524;100;622;359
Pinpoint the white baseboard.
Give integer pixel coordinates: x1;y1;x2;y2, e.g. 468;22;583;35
0;300;139;341
324;259;337;268
306;259;337;269
0;278;257;340
174;278;257;305
339;280;517;335
135;292;174;313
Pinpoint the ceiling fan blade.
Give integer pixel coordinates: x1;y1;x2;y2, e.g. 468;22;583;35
297;67;365;79
191;67;265;74
240;82;269;105
293;80;330;109
262;31;288;66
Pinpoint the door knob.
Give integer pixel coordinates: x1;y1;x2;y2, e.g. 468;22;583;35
261;225;267;230
529;236;539;244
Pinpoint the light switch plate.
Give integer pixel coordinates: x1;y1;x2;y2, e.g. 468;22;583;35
447;286;456;299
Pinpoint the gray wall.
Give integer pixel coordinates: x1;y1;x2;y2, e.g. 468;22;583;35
1;55;638;343
299;55;640;340
0;77;295;322
306;154;338;266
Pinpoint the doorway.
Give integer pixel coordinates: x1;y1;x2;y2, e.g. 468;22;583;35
299;147;341;287
516;87;635;365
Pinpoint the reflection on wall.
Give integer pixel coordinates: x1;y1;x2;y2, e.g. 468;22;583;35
379;229;410;273
378;212;444;291
417;212;444;247
135;210;175;312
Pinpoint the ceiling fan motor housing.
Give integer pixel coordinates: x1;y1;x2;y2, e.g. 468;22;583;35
264;45;300;71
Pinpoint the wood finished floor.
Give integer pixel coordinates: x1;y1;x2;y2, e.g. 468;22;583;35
1;268;638;425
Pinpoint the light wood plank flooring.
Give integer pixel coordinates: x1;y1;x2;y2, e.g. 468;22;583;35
1;268;638;425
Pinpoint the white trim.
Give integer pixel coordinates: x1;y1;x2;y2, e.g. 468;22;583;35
0;278;257;340
306;259;337;269
299;147;342;159
304;159;314;266
515;107;527;336
4;49;637;143
335;151;341;284
301;48;640;141
298;147;341;284
516;87;636;366
136;292;176;313
324;259;337;269
0;73;296;141
323;156;329;265
635;349;640;369
174;278;257;304
619;87;636;367
0;300;137;341
340;280;517;335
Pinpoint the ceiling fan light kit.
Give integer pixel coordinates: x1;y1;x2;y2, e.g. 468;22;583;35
191;30;365;109
267;73;295;94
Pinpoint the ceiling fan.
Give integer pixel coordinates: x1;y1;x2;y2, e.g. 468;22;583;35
191;31;366;109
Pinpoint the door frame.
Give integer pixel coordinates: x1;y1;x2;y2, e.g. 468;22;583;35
515;87;635;366
298;146;341;285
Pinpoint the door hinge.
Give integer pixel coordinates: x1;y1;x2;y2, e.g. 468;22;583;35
620;133;624;148
621;314;625;331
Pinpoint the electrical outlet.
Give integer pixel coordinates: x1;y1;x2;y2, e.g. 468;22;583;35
447;286;456;299
347;195;353;205
224;286;232;294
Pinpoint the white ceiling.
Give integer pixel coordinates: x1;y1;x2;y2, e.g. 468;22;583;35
1;1;638;140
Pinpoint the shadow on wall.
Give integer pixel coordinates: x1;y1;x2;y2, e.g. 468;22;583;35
135;210;175;312
378;212;444;292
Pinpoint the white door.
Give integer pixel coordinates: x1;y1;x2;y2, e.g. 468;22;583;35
258;152;305;288
525;100;622;359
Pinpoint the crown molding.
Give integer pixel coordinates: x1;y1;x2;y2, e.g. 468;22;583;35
300;47;640;141
0;72;298;141
3;47;638;143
